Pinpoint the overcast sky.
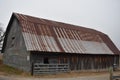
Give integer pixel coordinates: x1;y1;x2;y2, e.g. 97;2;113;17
0;0;120;50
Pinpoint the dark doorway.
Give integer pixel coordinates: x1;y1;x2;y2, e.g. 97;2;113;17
44;57;49;64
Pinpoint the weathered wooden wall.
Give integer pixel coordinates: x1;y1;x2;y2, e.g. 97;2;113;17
3;18;31;72
31;52;119;71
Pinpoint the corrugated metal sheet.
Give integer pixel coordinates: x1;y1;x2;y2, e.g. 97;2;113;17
9;13;119;54
81;41;113;54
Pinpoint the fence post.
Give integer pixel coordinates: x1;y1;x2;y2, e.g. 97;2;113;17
109;67;113;80
31;62;34;75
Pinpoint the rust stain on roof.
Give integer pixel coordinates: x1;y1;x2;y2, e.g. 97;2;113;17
2;13;120;55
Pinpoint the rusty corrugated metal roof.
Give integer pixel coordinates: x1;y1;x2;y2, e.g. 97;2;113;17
2;13;120;55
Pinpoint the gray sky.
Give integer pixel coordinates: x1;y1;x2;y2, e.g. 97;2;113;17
0;0;120;50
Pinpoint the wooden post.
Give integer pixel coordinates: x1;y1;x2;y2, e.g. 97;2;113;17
109;67;113;80
31;62;34;75
119;54;120;69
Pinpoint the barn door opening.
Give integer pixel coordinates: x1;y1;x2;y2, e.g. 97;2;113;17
44;57;49;64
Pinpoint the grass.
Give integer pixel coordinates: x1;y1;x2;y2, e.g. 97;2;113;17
0;59;30;76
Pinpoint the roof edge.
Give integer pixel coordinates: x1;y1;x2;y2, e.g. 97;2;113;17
1;13;18;53
13;13;105;35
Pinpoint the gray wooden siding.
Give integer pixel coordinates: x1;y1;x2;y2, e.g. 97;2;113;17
30;53;59;64
30;52;119;71
3;18;31;72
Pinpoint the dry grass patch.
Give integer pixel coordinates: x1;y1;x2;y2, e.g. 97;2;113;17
0;58;110;78
32;71;109;78
0;59;30;76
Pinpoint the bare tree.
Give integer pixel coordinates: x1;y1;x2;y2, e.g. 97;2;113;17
0;23;5;52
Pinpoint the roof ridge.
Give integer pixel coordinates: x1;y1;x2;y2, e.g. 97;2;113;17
14;13;104;35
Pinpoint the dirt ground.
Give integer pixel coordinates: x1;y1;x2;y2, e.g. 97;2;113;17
0;54;2;60
0;71;120;80
0;72;112;80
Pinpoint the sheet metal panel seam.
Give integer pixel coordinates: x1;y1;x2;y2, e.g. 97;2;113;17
62;28;75;53
50;27;65;52
74;31;86;52
71;30;84;53
60;28;74;53
57;28;69;52
54;27;69;52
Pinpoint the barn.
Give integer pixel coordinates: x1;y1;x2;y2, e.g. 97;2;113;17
2;13;120;74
